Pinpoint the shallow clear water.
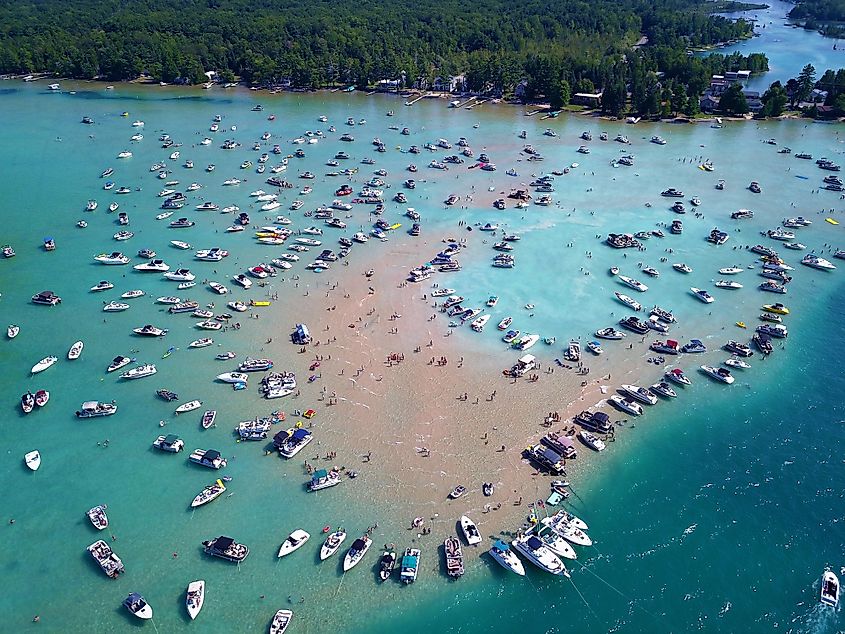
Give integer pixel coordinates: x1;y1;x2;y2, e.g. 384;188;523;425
0;82;844;633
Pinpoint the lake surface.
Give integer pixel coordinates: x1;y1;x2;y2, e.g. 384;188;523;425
0;82;844;633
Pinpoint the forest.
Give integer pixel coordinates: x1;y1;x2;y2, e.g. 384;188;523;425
0;0;763;115
788;0;845;37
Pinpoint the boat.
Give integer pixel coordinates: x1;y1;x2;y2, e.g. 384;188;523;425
587;341;603;355
719;267;743;275
690;287;714;303
307;468;342;491
133;259;170;272
320;529;347;560
802;254;837;271
609;394;643;416
700;365;735;384
563;339;581;362
107;356;133;373
186;580;205;620
681;339;707;353
459;515;482;546
821;571;840;608
94;252;130;265
444;537;465;578
595;327;625;340
67;340;84;360
488;539;526;576
725;340;753;357
673;263;692;274
274;428;313;458
343;535;373;571
618;275;648;292
400;547;421;584
650;381;677;398
615;292;642;311
24;450;41;471
153;433;185;452
133;324;168;337
88;539;125;578
177;400;203;414
725;358;751;369
86;504;109;530
278;529;310;558
376;549;396;581
202;536;249;562
21;391;35;414
120;363;157;380
579;430;606;452
449;485;467;500
715;280;743;289
269;609;293;634
665;368;692;386
762;303;789;315
31;356;57;374
511;534;567;575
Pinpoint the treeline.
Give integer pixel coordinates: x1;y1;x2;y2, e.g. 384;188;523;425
0;0;752;93
789;0;845;23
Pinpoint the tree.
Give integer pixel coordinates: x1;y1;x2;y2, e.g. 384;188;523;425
796;63;816;104
720;83;749;115
760;81;788;117
548;79;571;110
671;84;688;115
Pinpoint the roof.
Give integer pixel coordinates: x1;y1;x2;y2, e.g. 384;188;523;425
542;448;562;463
213;536;234;550
593;412;610;423
205;449;221;461
164;434;179;443
526;536;543;549
292;428;310;440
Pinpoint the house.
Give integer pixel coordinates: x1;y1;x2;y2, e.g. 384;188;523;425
572;92;603;107
700;94;720;113
811;88;829;103
432;75;466;93
514;79;529;100
742;90;763;112
376;79;401;91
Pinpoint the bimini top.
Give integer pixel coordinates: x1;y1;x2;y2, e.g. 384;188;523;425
541;448;562;463
402;554;418;567
350;538;367;551
525;536;544;550
204;449;221;461
493;540;510;550
592;411;610;424
312;469;328;479
211;536;234;551
163;434;179;444
292;428;310;441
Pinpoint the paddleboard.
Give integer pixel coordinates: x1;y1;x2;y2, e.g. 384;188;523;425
826;218;839;225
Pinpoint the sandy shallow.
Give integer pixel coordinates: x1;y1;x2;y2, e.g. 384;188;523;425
252;221;665;539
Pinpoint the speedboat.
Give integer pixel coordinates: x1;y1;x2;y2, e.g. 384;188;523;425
189;448;226;469
579;430;606;452
802;254;836;271
650;381;677;398
378;549;397;581
123;593;153;620
24;450;41;471
488;539;526;576
595;327;625;340
511;535;567;575
400;548;421;584
718;267;743;275
618;275;648;292
715;280;743;289
133;259;170;272
821;571;840;608
320;529;347;560
31;356;57;374
665;368;691;386
762;303;789;315
269;610;293;634
177;400;204;414
216;372;249;383
94;252;130;265
609;394;643;416
202;535;249;562
90;280;114;292
21;391;36;413
459;515;482;546
277;529;310;558
725;357;751;369
185;580;205;620
700;365;735;384
68;341;84;360
133;324;167;337
615;292;642;311
120;363;157;380
725;340;753;357
342;535;373;571
621;384;657;405
690;287;714;303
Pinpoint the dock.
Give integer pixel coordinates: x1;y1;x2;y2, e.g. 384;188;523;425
453;96;478;109
465;98;486;110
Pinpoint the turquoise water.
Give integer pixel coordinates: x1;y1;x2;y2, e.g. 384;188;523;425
712;0;845;90
1;82;844;633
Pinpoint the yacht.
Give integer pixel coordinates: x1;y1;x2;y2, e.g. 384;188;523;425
609;394;643;416
511;535;567;575
579;430;606;452
153;433;185;452
133;259;170;272
725;340;753;357
595;327;625;340
700;365;734;384
802;254;836;270
488;539;526;576
719;267;744;275
94;252;131;265
342;535;373;571
274;428;313;458
618;316;650;334
681;339;707;353
620;384;657;405
690;287;714;303
725;358;751;369
614;292;642;311
618;275;648;292
715;280;743;289
76;400;118;418
650;381;677;398
90;280;114;292
133;324;167;337
120;363;157;380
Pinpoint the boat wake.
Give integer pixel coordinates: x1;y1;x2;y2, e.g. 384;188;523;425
790;601;839;633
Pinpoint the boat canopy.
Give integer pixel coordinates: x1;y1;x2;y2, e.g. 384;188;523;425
272;430;290;446
313;469;328;479
164;434;179;444
204;449;221;461
592;412;610;424
542;448;562;463
517;354;536;365
493;540;509;550
212;536;234;551
526;536;544;549
555;436;575;448
351;538;367;550
402;555;418;567
292;428;310;441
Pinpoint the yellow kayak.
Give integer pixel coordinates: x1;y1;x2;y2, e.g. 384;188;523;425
389;223;402;230
826;218;840;225
249;300;271;306
736;322;746;329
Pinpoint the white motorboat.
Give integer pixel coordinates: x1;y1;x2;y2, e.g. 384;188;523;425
107;356;134;372
24;450;41;471
133;259;170;272
459;515;482;546
163;268;196;281
511;534;568;575
153;434;185;453
719;267;743;275
715;280;743;289
121;289;145;299
579;430;606;452
94;252;130;265
176;400;203;414
650;381;677;398
133;324;168;337
7;324;20;339
171;240;192;250
618;275;648;292
488;540;526;575
208;281;229;295
156;295;182;305
620;384;657;405
400;548;420;584
802;254;836;271
186;580;205;620
320;530;347;560
31;356;58;374
277;529;310;558
690;287;714;303
614;292;642;311
342;535;373;571
216;372;249;383
103;301;130;312
665;368;692;385
536;520;578;560
87;504;109;529
821;571;840;608
67;341;84;360
90;280;114;292
700;365;734;384
123;593;153;620
609;394;643;416
725;357;751;369
269;610;293;634
189;338;215;349
121;363;157;380
76;401;118;418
